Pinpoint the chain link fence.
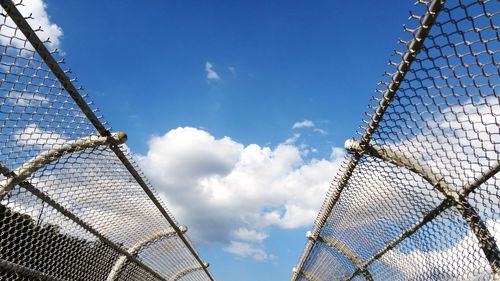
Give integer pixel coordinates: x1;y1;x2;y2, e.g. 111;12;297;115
0;0;214;280
0;0;498;280
292;0;499;280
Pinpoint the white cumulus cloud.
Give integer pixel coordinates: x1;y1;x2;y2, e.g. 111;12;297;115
0;0;63;49
224;241;273;261
137;127;345;260
233;228;268;242
15;123;66;149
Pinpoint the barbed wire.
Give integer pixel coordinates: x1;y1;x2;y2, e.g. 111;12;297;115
0;0;215;280
292;0;499;280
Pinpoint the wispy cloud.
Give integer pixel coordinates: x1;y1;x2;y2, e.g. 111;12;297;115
205;61;220;81
313;128;327;135
292;119;328;135
292;120;314;129
284;133;300;144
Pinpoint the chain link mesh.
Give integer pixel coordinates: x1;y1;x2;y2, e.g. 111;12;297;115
292;0;499;280
0;1;214;280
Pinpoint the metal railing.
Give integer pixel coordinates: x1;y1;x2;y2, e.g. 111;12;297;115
291;0;499;280
0;0;215;280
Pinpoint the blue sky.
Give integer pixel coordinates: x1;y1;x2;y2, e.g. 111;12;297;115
35;1;415;280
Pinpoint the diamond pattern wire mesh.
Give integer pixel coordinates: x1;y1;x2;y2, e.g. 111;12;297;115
0;1;214;280
292;0;499;280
